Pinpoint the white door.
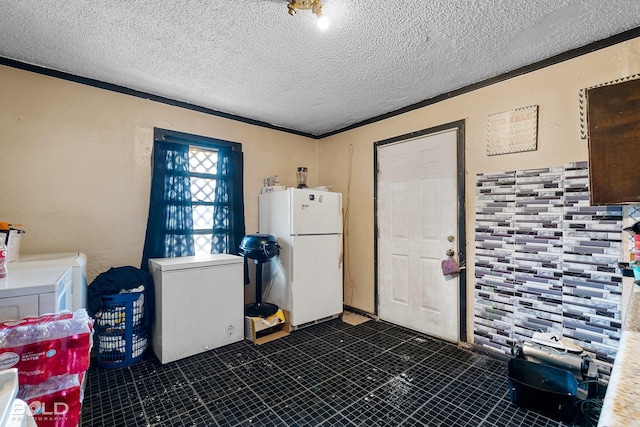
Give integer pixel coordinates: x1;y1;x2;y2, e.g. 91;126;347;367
377;129;459;342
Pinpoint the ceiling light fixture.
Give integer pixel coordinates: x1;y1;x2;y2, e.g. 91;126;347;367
287;0;329;30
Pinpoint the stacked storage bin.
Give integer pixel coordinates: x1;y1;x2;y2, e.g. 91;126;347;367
95;291;147;368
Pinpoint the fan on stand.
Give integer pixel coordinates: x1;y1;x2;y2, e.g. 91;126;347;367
239;234;281;318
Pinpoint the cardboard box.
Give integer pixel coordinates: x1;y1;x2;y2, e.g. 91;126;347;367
244;309;290;345
0;229;23;262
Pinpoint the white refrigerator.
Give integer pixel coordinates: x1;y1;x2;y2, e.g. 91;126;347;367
259;188;343;328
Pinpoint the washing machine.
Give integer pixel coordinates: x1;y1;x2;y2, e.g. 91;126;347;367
14;252;87;311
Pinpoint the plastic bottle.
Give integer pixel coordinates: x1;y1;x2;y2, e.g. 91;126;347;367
0;327;9;349
51;313;71;340
33;322;51;344
0;238;7;278
66;310;93;373
7;324;34;347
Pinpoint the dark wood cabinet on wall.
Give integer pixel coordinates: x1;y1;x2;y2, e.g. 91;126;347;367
587;78;640;205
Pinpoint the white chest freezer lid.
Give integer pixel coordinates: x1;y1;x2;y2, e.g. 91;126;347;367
149;253;243;272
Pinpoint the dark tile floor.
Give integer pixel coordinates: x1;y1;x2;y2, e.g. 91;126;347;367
81;318;598;426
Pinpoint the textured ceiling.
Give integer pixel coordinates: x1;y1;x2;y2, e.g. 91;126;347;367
1;1;639;136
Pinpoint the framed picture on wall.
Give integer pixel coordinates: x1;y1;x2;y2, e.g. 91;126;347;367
486;105;538;156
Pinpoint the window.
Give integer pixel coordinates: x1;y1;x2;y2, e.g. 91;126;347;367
141;128;245;269
189;147;220;255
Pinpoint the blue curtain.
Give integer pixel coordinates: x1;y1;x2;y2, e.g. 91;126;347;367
141;128;246;272
141;140;195;270
211;145;245;255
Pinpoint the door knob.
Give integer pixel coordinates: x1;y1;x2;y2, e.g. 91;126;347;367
446;249;455;257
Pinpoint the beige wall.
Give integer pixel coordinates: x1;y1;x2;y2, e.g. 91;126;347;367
3;37;639;340
318;38;640;340
0;65;317;281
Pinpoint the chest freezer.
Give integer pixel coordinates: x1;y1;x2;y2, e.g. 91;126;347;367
148;254;244;364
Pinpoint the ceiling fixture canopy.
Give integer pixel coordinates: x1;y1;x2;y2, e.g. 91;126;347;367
287;0;329;30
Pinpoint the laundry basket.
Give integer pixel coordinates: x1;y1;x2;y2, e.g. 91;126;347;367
95;292;148;368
